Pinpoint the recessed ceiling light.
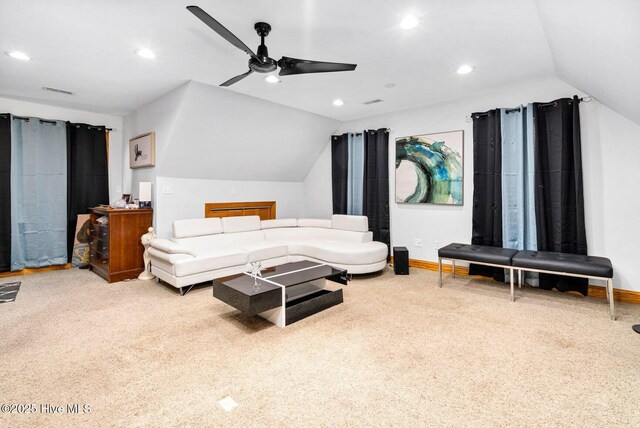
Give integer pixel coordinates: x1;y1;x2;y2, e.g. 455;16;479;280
264;75;280;83
400;15;419;29
7;51;31;61
333;99;344;107
136;49;156;59
457;64;474;74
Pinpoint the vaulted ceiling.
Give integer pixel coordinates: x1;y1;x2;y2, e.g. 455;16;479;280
1;0;638;123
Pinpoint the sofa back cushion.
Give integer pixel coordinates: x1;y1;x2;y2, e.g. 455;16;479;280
221;216;261;233
174;230;265;253
261;218;297;229
263;226;372;243
173;218;223;239
331;215;369;232
298;218;332;228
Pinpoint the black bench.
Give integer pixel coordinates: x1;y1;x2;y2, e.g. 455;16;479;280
437;243;519;301
512;250;614;320
437;243;615;320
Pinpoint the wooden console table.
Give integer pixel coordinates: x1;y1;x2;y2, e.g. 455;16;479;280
89;207;153;283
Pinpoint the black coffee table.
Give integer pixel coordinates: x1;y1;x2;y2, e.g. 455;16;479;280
212;260;347;327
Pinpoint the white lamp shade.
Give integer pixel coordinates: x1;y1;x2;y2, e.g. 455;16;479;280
139;182;152;201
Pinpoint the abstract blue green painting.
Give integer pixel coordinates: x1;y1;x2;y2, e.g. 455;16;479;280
395;130;463;205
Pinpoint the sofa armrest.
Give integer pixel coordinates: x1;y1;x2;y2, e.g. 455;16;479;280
148;247;194;264
150;239;196;256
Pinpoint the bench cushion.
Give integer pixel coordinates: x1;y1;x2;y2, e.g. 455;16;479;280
512;250;613;278
438;243;518;266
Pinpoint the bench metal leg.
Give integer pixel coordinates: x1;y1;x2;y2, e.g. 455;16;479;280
607;278;615;320
452;260;456;278
518;269;522;289
438;257;443;287
510;267;515;302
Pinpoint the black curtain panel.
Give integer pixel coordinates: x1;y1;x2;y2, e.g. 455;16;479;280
534;96;588;295
363;128;390;258
67;123;110;261
0;114;11;272
331;134;349;215
470;110;504;281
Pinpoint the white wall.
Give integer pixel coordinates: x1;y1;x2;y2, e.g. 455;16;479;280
303;142;333;218
162;81;340;182
154;176;304;238
122;82;190;201
123;81;340;236
304;77;640;292
0;96;124;203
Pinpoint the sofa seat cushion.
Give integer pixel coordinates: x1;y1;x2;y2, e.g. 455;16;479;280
512;250;613;278
173;248;248;277
235;241;288;263
287;240;388;265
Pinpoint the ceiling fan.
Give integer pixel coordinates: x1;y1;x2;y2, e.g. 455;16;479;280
187;5;357;87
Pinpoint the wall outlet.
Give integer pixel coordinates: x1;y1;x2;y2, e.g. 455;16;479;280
162;184;172;194
414;238;422;247
434;240;440;250
116;185;122;194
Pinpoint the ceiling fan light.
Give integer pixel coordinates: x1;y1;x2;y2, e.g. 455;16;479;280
333;99;345;107
457;64;474;74
7;51;31;61
136;48;156;59
264;75;280;83
400;15;419;30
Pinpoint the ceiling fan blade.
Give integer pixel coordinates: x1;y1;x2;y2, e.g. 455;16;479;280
187;6;261;62
278;57;357;76
220;69;253;87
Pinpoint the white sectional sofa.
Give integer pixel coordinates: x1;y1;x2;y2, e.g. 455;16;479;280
148;214;388;293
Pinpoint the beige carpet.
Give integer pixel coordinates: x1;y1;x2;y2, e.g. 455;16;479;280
1;267;639;427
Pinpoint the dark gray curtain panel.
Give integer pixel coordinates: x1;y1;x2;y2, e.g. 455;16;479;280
331;134;349;215
0;114;11;272
363;128;390;258
67;123;109;261
470;109;504;281
533;96;588;295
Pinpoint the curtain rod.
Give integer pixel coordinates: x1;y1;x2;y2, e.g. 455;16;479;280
4;114;113;131
470;96;593;120
73;124;113;131
332;128;391;138
12;116;56;125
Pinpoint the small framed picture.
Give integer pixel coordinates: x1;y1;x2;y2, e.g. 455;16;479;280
122;194;131;203
129;132;155;168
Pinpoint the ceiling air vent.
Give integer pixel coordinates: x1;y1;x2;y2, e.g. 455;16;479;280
43;86;73;95
363;98;383;105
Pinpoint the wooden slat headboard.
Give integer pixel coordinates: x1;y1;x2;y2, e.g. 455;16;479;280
204;201;276;220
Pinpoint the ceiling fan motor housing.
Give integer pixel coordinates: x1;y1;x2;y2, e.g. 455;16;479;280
249;56;276;73
250;22;277;73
